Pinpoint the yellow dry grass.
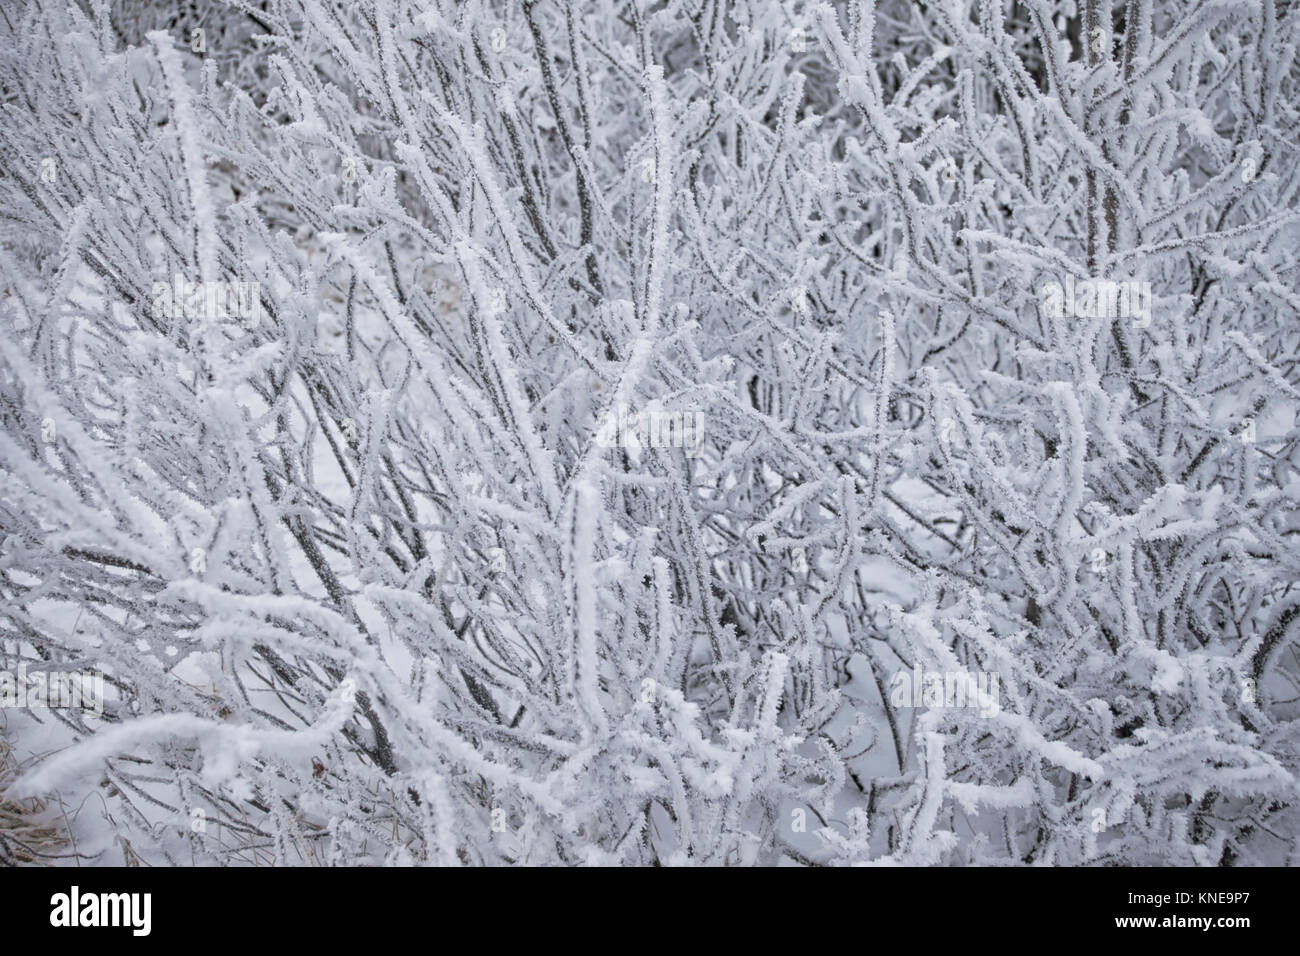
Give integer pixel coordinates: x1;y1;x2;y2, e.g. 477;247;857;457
0;720;71;865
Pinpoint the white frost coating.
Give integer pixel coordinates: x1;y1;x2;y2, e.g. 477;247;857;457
1;0;1295;868
148;32;219;287
12;697;353;799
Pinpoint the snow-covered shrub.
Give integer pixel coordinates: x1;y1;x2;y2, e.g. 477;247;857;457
0;0;1297;865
